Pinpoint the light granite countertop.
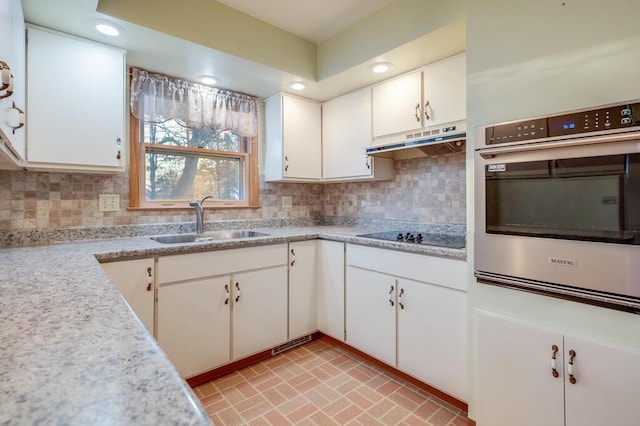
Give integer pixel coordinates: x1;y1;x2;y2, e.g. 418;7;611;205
0;225;465;424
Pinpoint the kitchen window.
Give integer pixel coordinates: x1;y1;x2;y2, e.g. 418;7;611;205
129;68;259;209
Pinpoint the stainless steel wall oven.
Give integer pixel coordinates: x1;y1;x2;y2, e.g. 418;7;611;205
474;100;640;312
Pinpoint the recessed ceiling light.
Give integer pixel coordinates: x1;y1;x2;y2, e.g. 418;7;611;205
289;81;306;91
90;20;125;37
96;24;119;36
370;62;392;74
198;75;218;86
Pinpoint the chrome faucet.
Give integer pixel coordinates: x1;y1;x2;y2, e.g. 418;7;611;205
189;195;213;234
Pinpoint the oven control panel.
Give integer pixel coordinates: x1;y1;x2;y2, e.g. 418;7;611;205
485;102;640;145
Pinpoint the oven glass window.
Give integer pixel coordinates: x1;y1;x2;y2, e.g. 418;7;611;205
485;153;640;244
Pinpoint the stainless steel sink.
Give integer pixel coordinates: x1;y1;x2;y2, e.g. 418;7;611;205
151;230;269;244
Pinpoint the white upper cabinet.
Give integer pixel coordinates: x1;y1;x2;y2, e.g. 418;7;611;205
372;52;466;144
265;93;322;182
0;0;26;168
26;27;126;172
372;71;423;139
422;53;466;128
322;88;393;181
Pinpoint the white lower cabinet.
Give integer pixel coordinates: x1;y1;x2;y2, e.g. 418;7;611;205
158;276;231;378
316;240;345;341
156;244;288;378
477;311;640;426
101;258;155;334
233;267;288;360
346;266;396;365
346;244;467;401
288;240;318;339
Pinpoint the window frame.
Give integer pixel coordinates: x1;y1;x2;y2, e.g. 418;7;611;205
129;113;259;210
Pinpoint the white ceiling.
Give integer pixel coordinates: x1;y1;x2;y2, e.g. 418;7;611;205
20;0;464;101
216;0;393;42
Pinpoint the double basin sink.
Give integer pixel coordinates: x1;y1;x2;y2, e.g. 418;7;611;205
151;230;269;244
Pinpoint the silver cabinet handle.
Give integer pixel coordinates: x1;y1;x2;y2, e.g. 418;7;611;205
9;102;24;134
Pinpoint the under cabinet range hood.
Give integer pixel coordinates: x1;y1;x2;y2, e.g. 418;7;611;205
366;130;466;157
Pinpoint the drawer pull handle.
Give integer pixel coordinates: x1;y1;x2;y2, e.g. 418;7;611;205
146;267;152;292
550;345;559;378
568;349;577;384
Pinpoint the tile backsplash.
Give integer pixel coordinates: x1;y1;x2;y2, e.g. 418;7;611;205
0;152;465;231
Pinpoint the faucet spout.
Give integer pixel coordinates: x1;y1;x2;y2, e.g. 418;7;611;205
189;195;213;234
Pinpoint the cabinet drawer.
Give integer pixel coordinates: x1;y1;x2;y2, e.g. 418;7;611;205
158;243;287;284
346;244;466;291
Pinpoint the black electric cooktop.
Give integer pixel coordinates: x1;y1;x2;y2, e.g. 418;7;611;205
357;231;466;249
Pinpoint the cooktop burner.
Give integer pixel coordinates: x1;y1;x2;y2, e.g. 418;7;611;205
357;231;465;249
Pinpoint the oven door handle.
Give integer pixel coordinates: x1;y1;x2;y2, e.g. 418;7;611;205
477;130;640;159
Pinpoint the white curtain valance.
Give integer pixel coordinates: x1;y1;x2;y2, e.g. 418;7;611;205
130;68;259;138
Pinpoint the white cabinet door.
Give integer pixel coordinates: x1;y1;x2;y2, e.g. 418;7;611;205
289;240;318;339
26;27;125;172
317;240;345;341
323;88;373;180
564;336;640;426
233;266;288;360
397;278;467;401
372;71;422;138
346;266;396;366
157;276;231;378
265;93;321;182
476;311;565;426
101;259;155;334
423;53;466;127
0;0;25;167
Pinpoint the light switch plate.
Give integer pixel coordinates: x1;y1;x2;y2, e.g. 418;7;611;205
282;196;292;208
99;194;120;212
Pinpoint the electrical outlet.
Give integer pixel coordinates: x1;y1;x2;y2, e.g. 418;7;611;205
282;196;292;208
99;194;120;212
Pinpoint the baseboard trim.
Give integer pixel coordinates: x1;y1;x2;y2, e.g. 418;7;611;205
319;334;469;414
186;332;321;387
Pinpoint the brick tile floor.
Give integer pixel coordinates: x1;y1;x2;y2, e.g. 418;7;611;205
194;339;468;425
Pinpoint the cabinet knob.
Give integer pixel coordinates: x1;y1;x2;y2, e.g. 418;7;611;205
424;101;431;120
550;345;559;378
568;349;577;384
